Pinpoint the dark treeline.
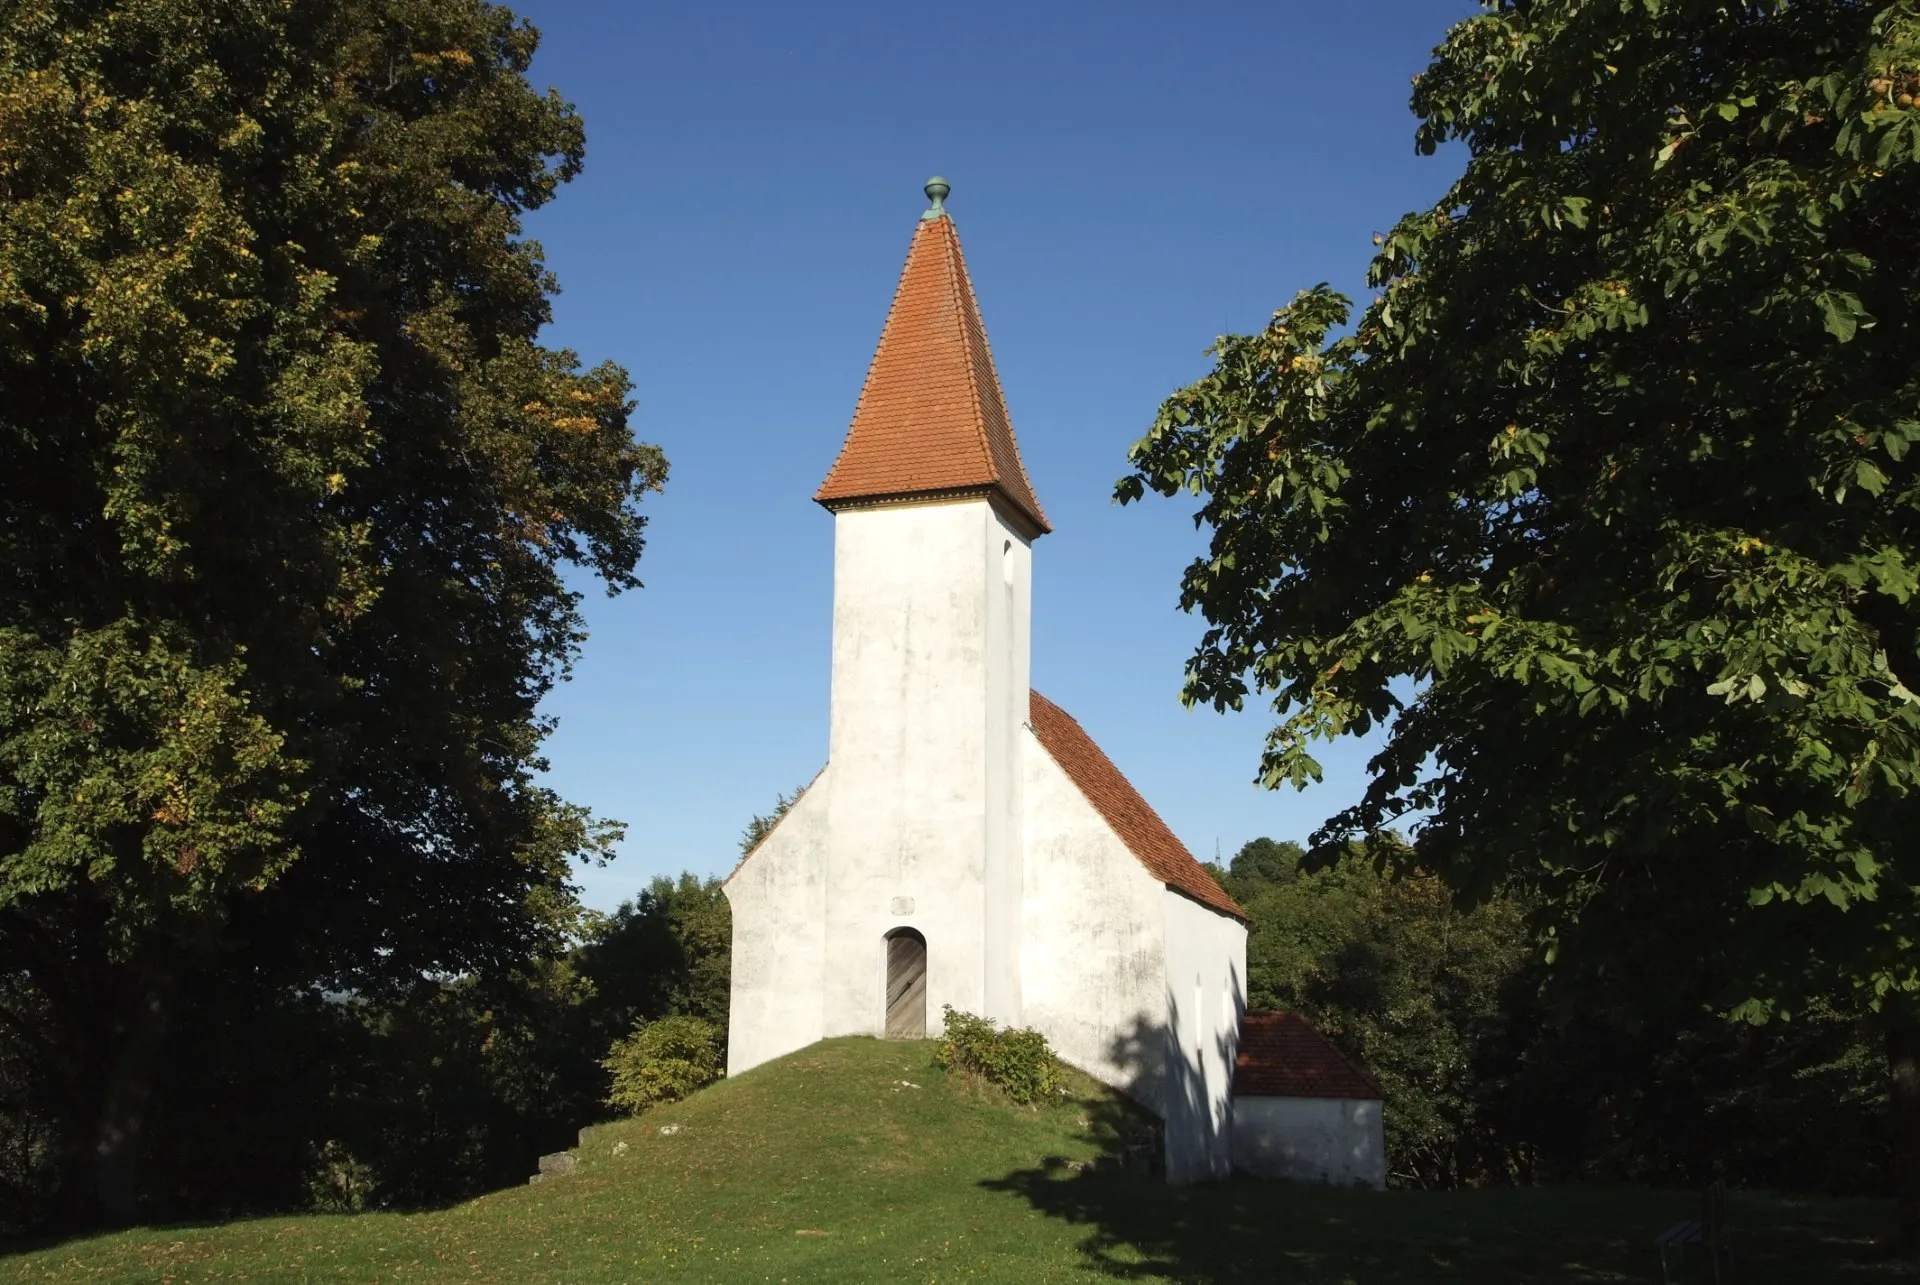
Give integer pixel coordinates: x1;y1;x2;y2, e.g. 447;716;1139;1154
0;874;729;1238
1214;837;1888;1194
4;833;1885;1236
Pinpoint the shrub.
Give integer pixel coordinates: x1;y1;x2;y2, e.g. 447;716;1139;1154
304;1140;378;1214
933;1006;1065;1105
602;1015;724;1115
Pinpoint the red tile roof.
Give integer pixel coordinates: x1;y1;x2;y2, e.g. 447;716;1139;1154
1029;691;1245;921
815;212;1050;535
1233;1011;1384;1100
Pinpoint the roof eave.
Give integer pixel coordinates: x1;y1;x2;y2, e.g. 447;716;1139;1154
814;483;1051;538
1164;880;1252;925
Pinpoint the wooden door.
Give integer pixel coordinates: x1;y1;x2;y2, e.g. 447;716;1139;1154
885;931;926;1039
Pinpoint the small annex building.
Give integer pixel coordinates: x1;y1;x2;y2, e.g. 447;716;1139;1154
722;179;1251;1183
1231;1011;1387;1189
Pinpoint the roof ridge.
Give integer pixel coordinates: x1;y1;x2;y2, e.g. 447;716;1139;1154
1235;1010;1385;1101
1275;1011;1385;1099
817;225;917;494
1027;689;1245;921
954;236;1047;526
949;224;999;504
1323;1027;1387;1099
720;768;826;887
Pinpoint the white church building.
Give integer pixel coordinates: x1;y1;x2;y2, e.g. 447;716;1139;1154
723;178;1252;1183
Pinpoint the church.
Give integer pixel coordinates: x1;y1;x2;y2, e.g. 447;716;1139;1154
722;178;1252;1183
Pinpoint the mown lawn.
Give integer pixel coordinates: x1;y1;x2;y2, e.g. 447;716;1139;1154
3;1036;1910;1283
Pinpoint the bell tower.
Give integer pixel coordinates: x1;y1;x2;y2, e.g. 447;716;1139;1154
813;179;1049;1035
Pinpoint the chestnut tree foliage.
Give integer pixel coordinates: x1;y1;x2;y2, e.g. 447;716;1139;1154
0;0;664;1224
1120;0;1920;1237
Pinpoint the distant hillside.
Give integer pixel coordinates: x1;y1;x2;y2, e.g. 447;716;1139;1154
3;1038;1900;1283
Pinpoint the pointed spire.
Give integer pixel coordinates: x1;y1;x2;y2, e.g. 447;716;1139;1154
815;179;1051;536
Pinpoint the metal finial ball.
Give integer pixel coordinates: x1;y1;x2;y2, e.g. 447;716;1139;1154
924;176;950;205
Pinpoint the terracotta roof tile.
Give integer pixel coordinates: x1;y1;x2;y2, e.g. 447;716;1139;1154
1233;1011;1384;1100
816;213;1050;534
1029;691;1245;921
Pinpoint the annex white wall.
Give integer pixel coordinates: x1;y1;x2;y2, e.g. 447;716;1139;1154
1161;889;1248;1184
1018;730;1167;1102
820;499;1031;1037
722;776;830;1077
1232;1096;1386;1190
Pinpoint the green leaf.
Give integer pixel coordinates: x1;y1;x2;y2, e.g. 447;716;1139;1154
1817;291;1866;342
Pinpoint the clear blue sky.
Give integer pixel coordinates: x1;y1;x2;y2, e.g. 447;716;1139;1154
518;0;1480;910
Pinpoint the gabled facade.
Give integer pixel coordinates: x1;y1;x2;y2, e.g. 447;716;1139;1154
1230;1011;1387;1189
723;180;1249;1184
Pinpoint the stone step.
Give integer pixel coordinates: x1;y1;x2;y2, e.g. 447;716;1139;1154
528;1122;611;1184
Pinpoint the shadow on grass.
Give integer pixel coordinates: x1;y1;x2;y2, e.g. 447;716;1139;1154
981;1158;1916;1283
990;1015;1910;1282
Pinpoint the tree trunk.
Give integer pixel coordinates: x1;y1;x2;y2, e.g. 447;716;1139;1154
53;967;171;1229
1890;1017;1920;1257
92;972;170;1225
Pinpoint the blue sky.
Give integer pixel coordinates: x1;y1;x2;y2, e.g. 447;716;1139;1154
518;0;1481;910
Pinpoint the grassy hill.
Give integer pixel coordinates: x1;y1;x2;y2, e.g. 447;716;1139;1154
2;1036;1909;1283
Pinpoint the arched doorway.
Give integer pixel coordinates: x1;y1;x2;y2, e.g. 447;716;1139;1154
884;928;927;1039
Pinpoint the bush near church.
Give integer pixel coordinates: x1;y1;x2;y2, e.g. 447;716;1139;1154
934;1006;1066;1105
602;1016;725;1115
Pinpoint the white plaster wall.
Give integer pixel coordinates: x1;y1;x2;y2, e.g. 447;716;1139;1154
1231;1096;1386;1190
1162;889;1248;1184
1018;730;1168;1103
722;774;830;1077
820;500;1031;1038
982;504;1032;1024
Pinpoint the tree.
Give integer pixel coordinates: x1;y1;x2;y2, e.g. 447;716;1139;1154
738;782;810;858
1119;0;1920;1246
1227;835;1537;1187
1227;835;1891;1192
0;0;664;1226
279;957;604;1214
1220;836;1306;902
576;873;732;1047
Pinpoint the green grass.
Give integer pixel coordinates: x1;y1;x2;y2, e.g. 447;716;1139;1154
3;1036;1910;1283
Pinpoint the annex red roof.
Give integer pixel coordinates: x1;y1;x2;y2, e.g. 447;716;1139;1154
1233;1011;1384;1100
814;199;1050;535
1029;691;1245;921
